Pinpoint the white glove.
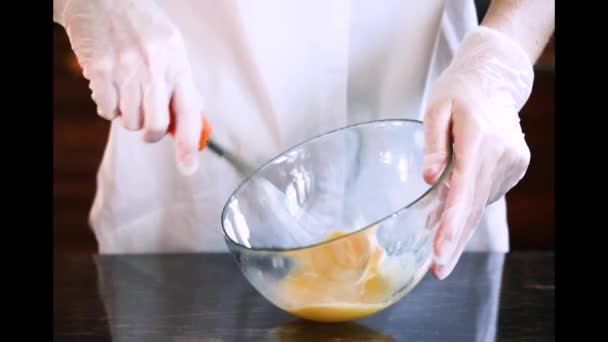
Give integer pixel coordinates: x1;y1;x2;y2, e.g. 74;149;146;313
422;26;534;279
54;0;203;175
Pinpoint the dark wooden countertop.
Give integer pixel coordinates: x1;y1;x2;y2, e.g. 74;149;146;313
54;251;554;341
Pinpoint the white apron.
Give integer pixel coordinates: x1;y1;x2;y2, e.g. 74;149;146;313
89;0;509;254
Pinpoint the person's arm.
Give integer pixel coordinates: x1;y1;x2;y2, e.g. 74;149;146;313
422;0;555;279
482;0;555;63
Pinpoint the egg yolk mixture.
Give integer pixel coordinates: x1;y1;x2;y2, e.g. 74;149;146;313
277;228;396;322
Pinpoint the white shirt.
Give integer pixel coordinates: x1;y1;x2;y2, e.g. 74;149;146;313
90;0;509;254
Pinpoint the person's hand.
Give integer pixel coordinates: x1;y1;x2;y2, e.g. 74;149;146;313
422;26;535;279
54;0;203;174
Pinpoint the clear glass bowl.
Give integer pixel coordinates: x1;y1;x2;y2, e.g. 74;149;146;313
221;119;452;323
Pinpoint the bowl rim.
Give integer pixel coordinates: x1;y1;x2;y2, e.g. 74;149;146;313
220;118;454;253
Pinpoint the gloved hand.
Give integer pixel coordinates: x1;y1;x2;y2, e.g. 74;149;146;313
54;0;203;175
422;26;534;279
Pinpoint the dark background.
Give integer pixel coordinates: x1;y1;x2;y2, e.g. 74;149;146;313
53;4;554;254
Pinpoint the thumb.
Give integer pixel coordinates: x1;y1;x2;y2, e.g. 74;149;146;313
170;76;203;176
423;99;452;184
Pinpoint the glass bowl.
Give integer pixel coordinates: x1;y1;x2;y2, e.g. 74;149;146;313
221;119;452;323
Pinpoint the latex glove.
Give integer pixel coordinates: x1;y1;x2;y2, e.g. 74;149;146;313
422;26;534;279
54;0;203;175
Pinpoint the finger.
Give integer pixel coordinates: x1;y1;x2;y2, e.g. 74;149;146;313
425;180;449;231
431;171;470;268
433;162;493;279
89;75;119;120
431;136;479;269
431;119;485;279
426;206;442;231
432;231;468;280
117;74;143;131
171;75;202;176
432;205;481;279
142;80;170;143
423;99;453;184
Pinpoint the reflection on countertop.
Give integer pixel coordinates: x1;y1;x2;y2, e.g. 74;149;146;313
54;251;554;341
